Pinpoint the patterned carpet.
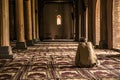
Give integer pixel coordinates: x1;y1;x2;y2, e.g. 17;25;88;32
0;42;120;80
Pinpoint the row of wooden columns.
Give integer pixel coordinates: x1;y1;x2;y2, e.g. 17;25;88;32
75;0;112;48
0;0;39;59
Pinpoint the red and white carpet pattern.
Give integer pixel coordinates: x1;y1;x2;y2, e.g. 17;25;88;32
0;42;120;80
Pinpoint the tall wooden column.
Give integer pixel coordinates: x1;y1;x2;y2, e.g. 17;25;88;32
35;0;39;41
107;0;112;49
88;0;97;45
75;0;80;41
88;0;93;42
85;7;88;41
31;0;37;42
0;0;13;59
38;1;44;41
24;0;33;46
99;0;108;48
9;0;16;41
15;0;27;49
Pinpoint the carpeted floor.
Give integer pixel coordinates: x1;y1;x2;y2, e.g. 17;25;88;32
0;42;120;80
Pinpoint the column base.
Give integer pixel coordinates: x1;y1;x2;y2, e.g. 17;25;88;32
26;40;34;46
0;46;13;59
75;36;80;42
94;45;99;49
99;40;108;49
14;42;27;49
75;38;79;42
33;39;40;43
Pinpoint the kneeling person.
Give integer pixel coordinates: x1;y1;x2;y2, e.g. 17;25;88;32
75;38;98;67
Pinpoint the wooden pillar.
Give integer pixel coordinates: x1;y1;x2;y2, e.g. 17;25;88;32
107;0;113;49
83;0;89;41
24;0;33;46
99;0;108;48
75;0;80;41
75;0;86;41
81;0;86;38
38;0;44;41
31;0;37;42
0;0;13;59
92;0;97;45
71;7;75;39
88;0;93;42
9;0;16;41
88;0;97;45
85;8;88;41
15;0;27;49
35;0;39;41
95;0;100;46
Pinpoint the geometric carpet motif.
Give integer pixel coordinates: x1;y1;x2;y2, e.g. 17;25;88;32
0;42;120;80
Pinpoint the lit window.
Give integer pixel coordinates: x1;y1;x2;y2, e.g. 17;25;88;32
57;15;61;25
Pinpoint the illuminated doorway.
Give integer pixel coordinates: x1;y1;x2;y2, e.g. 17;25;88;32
40;3;74;40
